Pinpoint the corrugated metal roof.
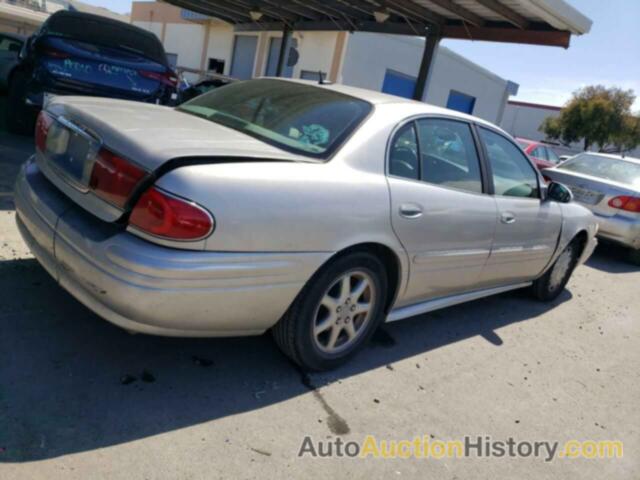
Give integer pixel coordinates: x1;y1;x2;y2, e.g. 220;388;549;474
164;0;592;48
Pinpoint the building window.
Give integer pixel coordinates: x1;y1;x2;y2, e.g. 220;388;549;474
207;58;225;74
165;53;178;69
446;90;476;114
300;70;326;82
382;69;417;99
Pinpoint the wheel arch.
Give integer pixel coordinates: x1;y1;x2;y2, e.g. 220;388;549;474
320;242;403;315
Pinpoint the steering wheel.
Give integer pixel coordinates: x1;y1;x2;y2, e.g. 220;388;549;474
392;146;417;172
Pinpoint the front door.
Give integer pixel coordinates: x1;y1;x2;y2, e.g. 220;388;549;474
388;117;498;306
477;127;561;285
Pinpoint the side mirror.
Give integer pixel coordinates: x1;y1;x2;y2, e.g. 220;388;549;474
547;181;573;203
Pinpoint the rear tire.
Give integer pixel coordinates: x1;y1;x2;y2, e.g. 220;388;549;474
531;239;581;301
7;70;36;136
272;251;388;371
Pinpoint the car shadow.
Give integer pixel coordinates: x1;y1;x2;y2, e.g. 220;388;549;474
586;242;638;274
0;125;34;211
0;256;573;462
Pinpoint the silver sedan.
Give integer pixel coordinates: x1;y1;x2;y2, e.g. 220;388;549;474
14;78;598;370
544;152;640;264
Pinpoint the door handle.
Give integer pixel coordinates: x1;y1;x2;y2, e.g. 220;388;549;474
399;203;423;219
501;212;516;224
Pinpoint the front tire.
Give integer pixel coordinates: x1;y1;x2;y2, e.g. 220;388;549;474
531;240;580;301
272;251;388;371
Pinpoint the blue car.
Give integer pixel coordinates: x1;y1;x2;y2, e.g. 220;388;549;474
7;10;177;134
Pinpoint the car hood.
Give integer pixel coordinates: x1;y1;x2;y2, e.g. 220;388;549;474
46;96;311;171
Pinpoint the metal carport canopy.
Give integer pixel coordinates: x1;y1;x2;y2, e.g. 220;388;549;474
161;0;592;98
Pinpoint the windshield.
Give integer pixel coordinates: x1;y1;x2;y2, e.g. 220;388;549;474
559;153;640;187
177;79;372;158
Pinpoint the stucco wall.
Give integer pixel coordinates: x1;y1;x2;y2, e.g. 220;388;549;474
501;102;561;141
163;23;205;70
341;32;510;124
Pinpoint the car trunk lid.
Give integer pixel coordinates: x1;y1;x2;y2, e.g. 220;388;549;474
38;36;172;100
37;97;310;222
546;167;639;218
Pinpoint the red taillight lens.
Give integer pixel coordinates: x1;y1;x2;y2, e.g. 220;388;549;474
35;111;53;152
139;69;178;87
129;187;213;241
89;149;147;208
608;196;640;213
43;47;71;59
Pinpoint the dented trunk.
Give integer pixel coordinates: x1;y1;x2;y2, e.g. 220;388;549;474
37;96;308;222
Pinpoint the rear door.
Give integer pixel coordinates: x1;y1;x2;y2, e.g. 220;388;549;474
477;127;561;284
387;117;497;305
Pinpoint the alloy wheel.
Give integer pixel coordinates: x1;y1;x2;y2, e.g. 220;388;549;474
312;269;376;354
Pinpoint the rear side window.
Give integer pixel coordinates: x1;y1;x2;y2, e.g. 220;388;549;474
479;128;539;198
389;123;419;180
531;147;547;160
546;148;560;163
415;118;483;194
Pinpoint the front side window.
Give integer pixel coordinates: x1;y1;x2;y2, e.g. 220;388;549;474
479;128;539;198
177;79;372;158
389;123;419;180
415;118;483;193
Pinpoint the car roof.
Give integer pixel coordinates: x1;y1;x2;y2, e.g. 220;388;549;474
262;77;504;132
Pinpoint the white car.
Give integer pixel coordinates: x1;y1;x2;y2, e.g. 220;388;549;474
15;78;598;370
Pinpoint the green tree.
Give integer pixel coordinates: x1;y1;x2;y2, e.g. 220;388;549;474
540;85;640;152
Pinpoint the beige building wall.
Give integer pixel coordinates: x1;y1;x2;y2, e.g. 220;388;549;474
164;23;206;70
130;2;347;82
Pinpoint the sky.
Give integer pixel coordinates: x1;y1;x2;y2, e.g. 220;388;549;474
79;0;639;111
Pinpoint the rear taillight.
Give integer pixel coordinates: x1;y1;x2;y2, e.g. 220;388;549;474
43;47;71;59
35;111;53;152
129;187;213;241
608;196;640;213
139;70;178;87
89;149;147;208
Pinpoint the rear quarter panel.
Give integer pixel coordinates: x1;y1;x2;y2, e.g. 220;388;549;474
155;160;402;254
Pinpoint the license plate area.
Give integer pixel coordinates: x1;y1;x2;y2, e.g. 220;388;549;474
45;116;101;191
570;186;604;205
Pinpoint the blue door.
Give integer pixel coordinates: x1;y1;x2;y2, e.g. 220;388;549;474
230;35;258;80
382;69;417;99
446;90;476;114
265;37;297;77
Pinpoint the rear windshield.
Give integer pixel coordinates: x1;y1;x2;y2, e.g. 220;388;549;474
41;13;167;65
559;153;640;187
176;79;372;158
516;140;531;150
